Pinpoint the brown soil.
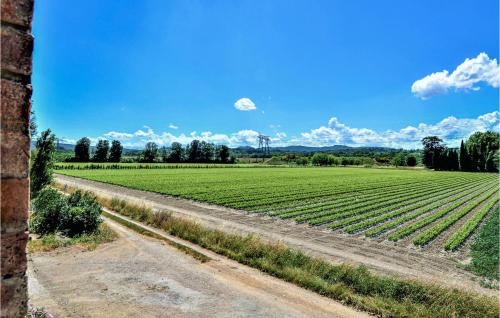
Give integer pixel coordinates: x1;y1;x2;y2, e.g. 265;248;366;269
28;214;370;318
54;174;496;297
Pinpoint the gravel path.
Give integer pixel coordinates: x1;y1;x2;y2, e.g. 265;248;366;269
54;174;496;297
28;214;369;318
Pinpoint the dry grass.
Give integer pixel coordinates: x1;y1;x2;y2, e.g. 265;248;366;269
28;223;117;253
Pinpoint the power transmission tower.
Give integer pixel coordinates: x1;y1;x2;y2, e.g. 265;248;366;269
257;134;271;161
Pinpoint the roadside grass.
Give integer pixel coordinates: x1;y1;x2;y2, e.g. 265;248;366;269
101;211;210;263
54;182;499;318
466;206;499;287
28;223;116;253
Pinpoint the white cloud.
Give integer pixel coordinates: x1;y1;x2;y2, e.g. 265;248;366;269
300;111;500;148
168;123;178;129
412;52;500;99
84;112;499;149
234;98;256;111
104;131;134;139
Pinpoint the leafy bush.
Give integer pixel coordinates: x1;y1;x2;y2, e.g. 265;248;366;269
61;191;102;237
30;188;68;235
311;153;337;166
30;188;102;237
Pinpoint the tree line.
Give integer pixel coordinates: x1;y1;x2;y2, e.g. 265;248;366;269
140;140;235;163
422;131;499;172
68;138;123;162
68;138;235;163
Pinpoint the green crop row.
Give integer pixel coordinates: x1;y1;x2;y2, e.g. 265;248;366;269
388;186;498;242
275;176;479;219
342;180;492;234
412;188;499;246
328;181;483;230
364;181;497;237
301;177;476;225
444;196;499;251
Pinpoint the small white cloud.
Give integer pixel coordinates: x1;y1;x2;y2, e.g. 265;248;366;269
234;98;256;111
104;131;134;139
412;52;500;99
169;123;178;129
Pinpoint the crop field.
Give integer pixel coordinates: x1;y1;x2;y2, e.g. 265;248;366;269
57;167;499;251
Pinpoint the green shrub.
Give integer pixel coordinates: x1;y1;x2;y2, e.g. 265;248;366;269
30;188;68;235
30;188;102;237
61;191;102;237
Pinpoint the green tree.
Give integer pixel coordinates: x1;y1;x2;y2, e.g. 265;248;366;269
485;149;499;172
218;145;230;163
466;131;500;172
143;142;158;162
187;139;201;162
74;137;91;162
168;142;184;162
108;140;123;162
93;140;109;162
406;155;417;167
391;153;407;167
200;141;215;162
459;140;470;171
30;129;56;196
421;136;445;169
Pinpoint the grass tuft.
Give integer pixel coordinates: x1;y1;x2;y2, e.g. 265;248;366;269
28;223;117;253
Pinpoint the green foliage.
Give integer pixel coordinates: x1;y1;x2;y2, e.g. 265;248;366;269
30;188;68;235
391;153;407;166
421;136;445;169
168;142;184;162
406;155;417;166
142;142;158;162
93;139;109;162
445;196;499;251
108;140;123;162
295;156;309;166
30;129;56;196
60;190;102;237
311;153;337;166
30;188;102;238
218;145;230;163
465;131;500;172
467;207;500;281
74;137;91;162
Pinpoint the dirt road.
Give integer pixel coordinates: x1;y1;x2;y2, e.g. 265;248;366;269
28;215;369;318
55;174;495;297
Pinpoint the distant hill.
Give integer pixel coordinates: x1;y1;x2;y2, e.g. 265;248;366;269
31;141;139;154
233;145;398;153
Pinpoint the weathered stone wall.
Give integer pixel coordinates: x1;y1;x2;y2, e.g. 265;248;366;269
1;0;34;317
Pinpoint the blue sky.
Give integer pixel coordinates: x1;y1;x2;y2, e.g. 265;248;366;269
32;0;499;148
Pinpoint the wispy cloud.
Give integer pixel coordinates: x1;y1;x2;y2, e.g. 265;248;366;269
412;53;500;99
168;123;178;129
234;98;257;111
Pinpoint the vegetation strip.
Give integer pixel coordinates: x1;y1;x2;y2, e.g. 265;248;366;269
412;188;498;246
101;210;211;262
364;182;496;237
341;181;493;233
466;207;499;282
444;197;499;251
388;185;498;242
56;184;499;318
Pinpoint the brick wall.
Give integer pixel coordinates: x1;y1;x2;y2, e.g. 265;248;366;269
1;0;34;317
